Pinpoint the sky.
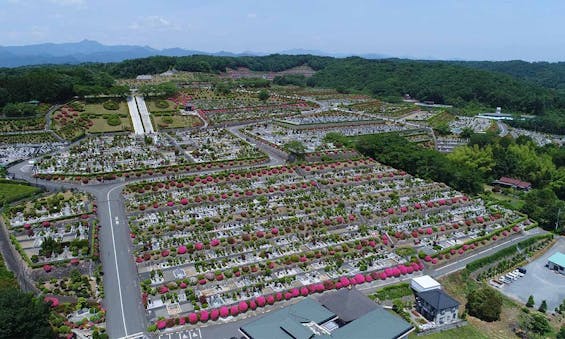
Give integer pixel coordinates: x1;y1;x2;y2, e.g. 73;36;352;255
1;0;565;61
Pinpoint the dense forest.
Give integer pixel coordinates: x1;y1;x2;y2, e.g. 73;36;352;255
2;54;565;119
454;60;565;91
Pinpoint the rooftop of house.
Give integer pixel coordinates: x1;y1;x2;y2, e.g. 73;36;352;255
416;289;460;311
495;176;532;189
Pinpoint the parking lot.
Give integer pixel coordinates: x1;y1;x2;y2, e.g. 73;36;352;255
500;237;565;311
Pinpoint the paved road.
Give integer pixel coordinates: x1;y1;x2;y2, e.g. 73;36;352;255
497;120;509;137
500;237;565;311
127;96;145;135
135;96;154;134
431;228;544;278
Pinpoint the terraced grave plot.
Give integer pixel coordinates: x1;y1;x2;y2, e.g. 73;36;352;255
276;110;380;126
168;128;266;163
123;158;523;324
36;134;182;175
0;143;65;166
201;102;311;125
347;100;418;117
3;191;98;268
243;120;411;152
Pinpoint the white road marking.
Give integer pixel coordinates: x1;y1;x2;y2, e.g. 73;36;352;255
108;186;129;336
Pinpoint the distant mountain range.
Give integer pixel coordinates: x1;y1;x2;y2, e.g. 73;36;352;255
0;40;390;67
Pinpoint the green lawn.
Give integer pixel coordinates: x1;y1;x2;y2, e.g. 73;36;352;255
0;181;40;207
87;117;132;133
371;282;413;301
147;100;177;112
413;325;489;339
83;102;129;116
152;115;202;130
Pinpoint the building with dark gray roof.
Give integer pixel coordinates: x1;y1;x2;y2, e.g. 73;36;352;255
317;287;377;322
415;289;460;325
239;288;414;339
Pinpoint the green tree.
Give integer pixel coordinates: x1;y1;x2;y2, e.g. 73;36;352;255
434;123;451;136
466;286;503;322
258;89;269;102
538;300;547;313
460;127;474;139
448;144;495;177
520;312;551;336
283;141;306;161
557;326;565;339
0;289;53;338
522;188;565;231
526;295;535;308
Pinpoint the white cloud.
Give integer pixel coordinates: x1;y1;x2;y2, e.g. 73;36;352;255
129;16;179;31
247;13;257;19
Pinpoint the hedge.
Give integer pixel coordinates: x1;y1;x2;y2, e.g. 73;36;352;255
466;233;553;273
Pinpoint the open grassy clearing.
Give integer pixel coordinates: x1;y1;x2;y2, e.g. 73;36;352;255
87;117;132;133
427;111;456;128
151;115;202;130
83;101;129;116
0;181;41;207
147;99;178;112
413;324;489;339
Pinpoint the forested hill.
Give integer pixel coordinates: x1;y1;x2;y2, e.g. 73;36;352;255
452;60;565;91
109;55;565;113
309;57;559;113
2;54;565;117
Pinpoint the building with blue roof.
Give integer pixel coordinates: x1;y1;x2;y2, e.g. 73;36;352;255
548;252;565;275
239;288;414;339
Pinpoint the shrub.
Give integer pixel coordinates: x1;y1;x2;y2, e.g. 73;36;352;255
156;100;170;109
106;114;121;126
466;286;502;322
103;100;119;110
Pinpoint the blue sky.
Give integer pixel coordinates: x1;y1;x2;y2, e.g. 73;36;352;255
1;0;564;61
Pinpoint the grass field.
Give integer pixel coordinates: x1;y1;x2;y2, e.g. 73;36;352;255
371;282;413;301
427;111;455;128
87;117;132;133
414;324;489;339
83;102;129;116
0;181;40;207
147;100;178;112
483;186;525;210
152;115;202;130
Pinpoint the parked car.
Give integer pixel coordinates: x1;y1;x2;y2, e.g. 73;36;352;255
518;267;527;274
